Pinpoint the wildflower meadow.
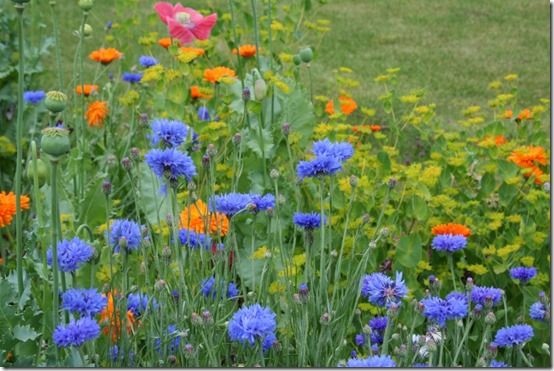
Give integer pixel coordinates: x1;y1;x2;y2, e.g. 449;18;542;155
0;0;551;367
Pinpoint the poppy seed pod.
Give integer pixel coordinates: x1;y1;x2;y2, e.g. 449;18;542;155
82;24;93;37
299;47;313;63
292;54;302;66
78;0;94;11
25;158;49;187
40;127;70;159
44;91;67;113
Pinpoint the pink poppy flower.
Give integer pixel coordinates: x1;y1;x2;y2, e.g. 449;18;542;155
154;2;217;44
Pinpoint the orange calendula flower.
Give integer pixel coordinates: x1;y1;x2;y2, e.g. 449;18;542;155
89;48;122;65
325;95;358;116
180;47;205;56
516;108;532;121
495;135;507;146
180;199;229;237
508;146;548;184
503;109;513;119
203;67;236;84
0;191;30;228
232;44;257;58
86;101;109;128
99;291;136;342
158;37;172;48
75;84;99;97
370;125;382;132
431;223;471;237
190;85;212;100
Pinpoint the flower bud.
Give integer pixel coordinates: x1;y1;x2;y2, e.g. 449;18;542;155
254;79;267;100
121;156;132;170
466;276;474;290
293;54;302;66
202;154;210;168
26;157;49;187
282;122;290;136
233;132;241;145
78;0;94;11
202;310;214;325
44;91;67;113
349;175;358;187
270;168;280;179
154;279;166;291
387;177;397;189
41;127;70;159
242;87;251;102
207;143;217;157
191;312;203;326
542;343;550;355
82;24;93;37
362;325;371;335
320;312;331;324
167;355;177;365
543;182;550;192
102;179;112;195
487;342;498;355
184;344;194;358
130;147;140;160
484;311;496;325
162;246;171;258
299;47;313;63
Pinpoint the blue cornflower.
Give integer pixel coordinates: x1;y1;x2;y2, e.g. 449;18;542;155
509;266;537;284
360;271;408;308
109;219;142;252
354;334;365;346
197;106;210;121
228;282;240;299
23;90;46;104
262;332;277;352
122;72;142;84
179;229;211;249
490;360;510;367
493;324;534;347
110;345;135;365
370;331;384;345
61;288;107;317
447;295;468;320
413;363;430;368
471;286;503;307
210;193;274;215
47;237;94;272
420;295;467;327
150;118;189;148
369;316;388;332
529;301;547;321
52;317;100;348
446;291;468;304
431;234;467;253
228;303;276;346
249;193;275;211
145;148;197;182
345;355;396;367
154;324;182;354
297;155;342;179
127;293;157;316
200;276;216;299
293;212;325;229
312;138;354;161
139;55;158;68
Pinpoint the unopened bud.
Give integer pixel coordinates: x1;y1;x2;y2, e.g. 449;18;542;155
102;179;112;195
154;279;166;291
242;87;251;102
484;311;496;325
130;147;140;160
202;310;214;325
387;177;397;189
320;312;331;324
282;122;290;136
233;133;241;145
167;355;177;365
349;175;358;187
207;143;217;157
121;156;132;170
191;312;203;326
162;246;171;258
270;168;280;179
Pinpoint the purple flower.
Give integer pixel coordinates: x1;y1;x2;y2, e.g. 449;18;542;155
154;324;181;354
145;148;197;182
293;212;325;229
354;334;365;346
61;288;107;317
490;360;510;367
23;90;46;104
179;229;211;249
209;193;274;216
47;237;94;272
369;316;388;332
228;304;276;346
509;266;537;284
53;317;100;347
360;271;408;308
149;118;189;148
493;324;533;347
345;355;396;367
431;234;467;252
312;138;354;161
197;106;210;121
297;155;342;179
122;72;142;83
127;293;158;316
420;295;468;327
529;301;547;321
109;219;142;252
139;55;158;68
262;332;277;352
471;286;503;307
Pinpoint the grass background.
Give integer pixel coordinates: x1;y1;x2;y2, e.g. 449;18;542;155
24;0;550;122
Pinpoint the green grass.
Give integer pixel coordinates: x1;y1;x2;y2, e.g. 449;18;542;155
25;0;549;121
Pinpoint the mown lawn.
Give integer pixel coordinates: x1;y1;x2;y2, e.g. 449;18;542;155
28;0;549;122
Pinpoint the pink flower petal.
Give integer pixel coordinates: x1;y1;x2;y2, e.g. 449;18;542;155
191;13;217;40
154;1;175;24
168;19;195;44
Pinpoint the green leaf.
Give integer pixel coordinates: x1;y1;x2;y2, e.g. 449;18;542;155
13;325;40;342
479;173;496;196
138;163;171;226
283;88;315;143
408;196;428;221
244;127;275;159
377;151;391;174
395;235;422;268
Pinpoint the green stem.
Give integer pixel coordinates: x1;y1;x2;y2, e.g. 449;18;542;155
452;318;473;365
381;315;394;355
49;159;60;363
318;179;326;306
448;254;458;291
518;347;533;367
14;4;25;298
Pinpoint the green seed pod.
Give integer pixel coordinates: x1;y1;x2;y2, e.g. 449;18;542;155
44;91;67;113
299;47;313;63
292;54;302;66
78;0;94;11
40;127;70;159
83;24;93;37
26;158;49;187
11;0;30;4
254;78;267;100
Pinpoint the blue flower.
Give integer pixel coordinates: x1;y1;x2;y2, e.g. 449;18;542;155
431;234;467;252
110;345;135;365
122;72;142;83
154;324;181;354
209;193;275;216
529;301;547;321
47;237;94;272
447;295;468;320
61;288;107;317
413;363;430;367
150;118;189;148
293;212;325;229
139;55;158;68
354;334;365;346
228;282;240;299
228;303;277;346
127;293;157;316
145;148;197;182
197;106;210;121
369;316;388;332
360;271;408;308
345;355;396;367
312;138;354;161
446;291;468;304
200;276;216;299
493;324;533;347
509;266;537;284
52;317;100;347
471;286;503;307
179;229;211;249
297;155;342;179
109;219;142;252
250;193;275;211
23;90;46;104
262;332;277;352
490;360;510;367
420;295;467;327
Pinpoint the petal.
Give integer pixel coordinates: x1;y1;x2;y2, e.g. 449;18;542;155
154;2;175;24
168;19;195;44
191;13;217;40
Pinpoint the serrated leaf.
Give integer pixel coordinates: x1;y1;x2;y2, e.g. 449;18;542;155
395;235;422;268
13;325;40;342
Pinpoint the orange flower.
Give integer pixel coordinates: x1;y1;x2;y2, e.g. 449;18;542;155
190;85;212;100
494;135;507;146
99;291;136;342
370;125;382;132
508;146;548;168
431;223;471;237
503;109;513;119
203;67;236;84
522;166;545;184
0;192;30;228
180;199;229;237
180;47;205;56
89;48;122;65
158;37;172;48
516;108;532;121
232;44;257;58
75;84;98;97
325;96;358;116
86;101;109;128
325;100;335;115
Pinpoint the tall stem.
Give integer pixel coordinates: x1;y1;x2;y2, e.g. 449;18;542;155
50;159;60;362
448;254;458;291
14;4;25;297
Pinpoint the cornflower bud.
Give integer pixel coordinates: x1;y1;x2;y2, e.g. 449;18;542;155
121;156;132;170
202;310;214;325
102;179;112;195
349;175;358;187
281;122;290;136
484;311;496;325
130;147;140;160
387;177;397;189
191;312;203;326
154;279;166;291
242;87;251;102
320;312;331;324
270;168;280;179
233;132;241;145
